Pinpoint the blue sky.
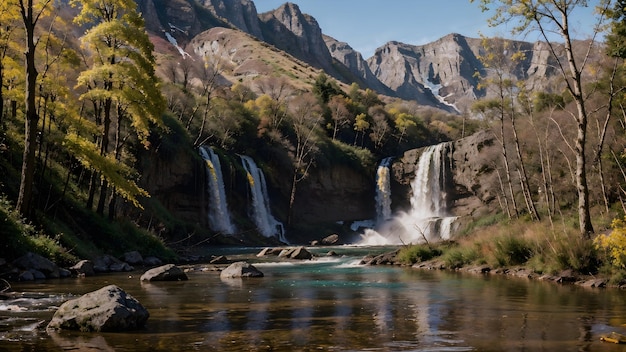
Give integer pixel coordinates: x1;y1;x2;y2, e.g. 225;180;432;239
254;1;603;59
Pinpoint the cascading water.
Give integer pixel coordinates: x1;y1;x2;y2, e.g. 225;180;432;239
199;146;236;235
240;155;287;244
359;142;458;245
375;157;394;223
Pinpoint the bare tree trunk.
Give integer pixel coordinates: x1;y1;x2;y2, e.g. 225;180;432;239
510;111;539;220
494;164;512;219
16;0;43;217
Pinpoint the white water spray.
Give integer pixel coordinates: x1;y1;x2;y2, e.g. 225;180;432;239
360;142;458;245
199;146;236;235
240;155;287;243
375;157;394;223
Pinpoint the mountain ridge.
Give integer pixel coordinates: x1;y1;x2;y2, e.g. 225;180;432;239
139;0;565;113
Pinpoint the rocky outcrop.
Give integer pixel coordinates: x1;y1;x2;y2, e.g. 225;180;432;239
259;3;338;77
450;130;501;217
12;252;61;279
47;285;149;332
199;0;264;40
323;35;394;95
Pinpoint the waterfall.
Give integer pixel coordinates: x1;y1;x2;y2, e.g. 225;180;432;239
359;142;458;245
375;157;394;223
199;146;236;235
240;155;287;243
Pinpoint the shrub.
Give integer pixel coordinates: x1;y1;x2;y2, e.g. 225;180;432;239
492;234;533;267
397;244;442;265
594;216;626;270
442;245;481;269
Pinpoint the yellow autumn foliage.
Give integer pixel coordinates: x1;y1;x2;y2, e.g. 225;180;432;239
594;217;626;269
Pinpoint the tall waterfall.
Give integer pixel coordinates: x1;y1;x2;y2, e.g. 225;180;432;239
375;157;394;223
360;142;457;245
240;155;287;243
199;146;236;235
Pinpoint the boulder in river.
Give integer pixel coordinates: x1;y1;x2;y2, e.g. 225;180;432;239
47;285;149;332
289;246;313;260
12;252;60;279
122;251;144;265
140;264;188;282
69;260;95;277
220;262;264;279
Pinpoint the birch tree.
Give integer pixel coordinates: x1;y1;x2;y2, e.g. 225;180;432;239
472;0;611;238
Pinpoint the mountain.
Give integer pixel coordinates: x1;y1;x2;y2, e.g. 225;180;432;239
138;0;564;114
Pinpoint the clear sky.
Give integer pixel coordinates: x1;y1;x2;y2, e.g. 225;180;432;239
254;1;603;59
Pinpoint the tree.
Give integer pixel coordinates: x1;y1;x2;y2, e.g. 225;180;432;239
72;0;165;216
15;0;53;217
327;95;352;140
472;0;611;238
0;0;22;123
286;92;322;225
475;37;540;221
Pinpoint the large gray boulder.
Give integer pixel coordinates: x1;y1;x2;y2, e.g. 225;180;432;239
220;262;263;279
12;252;60;279
140;264;188;282
47;285;149;332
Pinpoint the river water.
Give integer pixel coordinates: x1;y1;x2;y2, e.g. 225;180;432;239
2;246;626;351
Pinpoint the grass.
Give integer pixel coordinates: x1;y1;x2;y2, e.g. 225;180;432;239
403;209;621;280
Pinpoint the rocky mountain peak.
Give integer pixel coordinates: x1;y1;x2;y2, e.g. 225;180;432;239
259;2;337;76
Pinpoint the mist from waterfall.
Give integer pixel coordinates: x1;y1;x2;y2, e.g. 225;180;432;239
375;157;394;223
240;155;287;244
199;146;236;235
359;142;458;245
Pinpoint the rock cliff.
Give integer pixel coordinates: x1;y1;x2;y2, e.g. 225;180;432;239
258;3;339;77
366;34;560;113
323;35;395;96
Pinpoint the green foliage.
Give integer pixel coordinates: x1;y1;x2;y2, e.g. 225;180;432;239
442;245;481;269
397;244;442;265
606;0;626;58
317;139;375;172
0;195;77;264
533;91;565;112
492;234;533;267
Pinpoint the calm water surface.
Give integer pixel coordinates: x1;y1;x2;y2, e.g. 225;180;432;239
2;246;626;351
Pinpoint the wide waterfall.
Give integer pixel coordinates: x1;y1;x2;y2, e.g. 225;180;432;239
199;146;236;235
240;155;287;244
360;142;458;245
375;157;394;223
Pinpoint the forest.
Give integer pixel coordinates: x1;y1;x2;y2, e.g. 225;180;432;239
2;0;626;281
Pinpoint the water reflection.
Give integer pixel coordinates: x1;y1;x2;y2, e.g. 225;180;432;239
2;250;626;351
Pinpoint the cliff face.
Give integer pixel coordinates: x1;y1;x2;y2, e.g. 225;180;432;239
323;35;395;96
258;3;338;77
366;34;558;113
199;0;264;40
293;164;375;224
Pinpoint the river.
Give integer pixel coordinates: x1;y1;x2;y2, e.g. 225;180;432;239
1;246;626;351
